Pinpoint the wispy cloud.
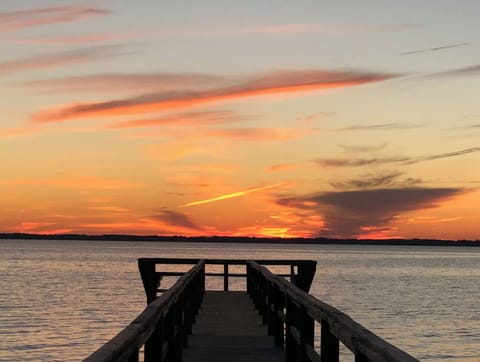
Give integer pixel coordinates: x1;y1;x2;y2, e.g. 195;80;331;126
0;45;130;76
0;176;144;190
182;183;283;207
277;187;466;238
80;218;203;236
340;144;387;152
152;209;201;230
155;23;413;37
8;221;72;235
144;140;225;160
31;69;397;123
0;5;111;33
427;64;480;78
401;42;469;55
315;157;408;168
131;127;308;143
314;146;480;168
108;110;244;129
404;147;480;164
340;123;420;131
329;172;422;190
193;127;308;142
5;33;125;45
88;206;129;213
21;72;225;94
266;163;299;172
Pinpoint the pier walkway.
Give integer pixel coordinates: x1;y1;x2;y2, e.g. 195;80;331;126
183;291;283;362
84;258;419;362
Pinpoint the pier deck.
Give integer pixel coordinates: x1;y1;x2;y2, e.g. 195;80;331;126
84;258;419;362
183;291;283;362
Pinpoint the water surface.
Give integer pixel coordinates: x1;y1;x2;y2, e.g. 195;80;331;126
0;240;478;361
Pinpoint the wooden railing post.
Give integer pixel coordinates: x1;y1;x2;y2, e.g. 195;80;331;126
267;281;274;336
355;352;368;362
144;317;164;362
273;286;285;348
173;300;183;362
320;320;339;362
285;295;299;362
127;350;139;362
224;263;229;291
300;306;314;362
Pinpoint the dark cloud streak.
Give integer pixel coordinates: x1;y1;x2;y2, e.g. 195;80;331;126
278;187;465;238
152;209;201;230
401;42;469;55
329;172;422;190
427;64;480;78
315;147;480;168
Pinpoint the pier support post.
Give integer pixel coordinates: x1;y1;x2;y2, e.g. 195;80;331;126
321;319;339;362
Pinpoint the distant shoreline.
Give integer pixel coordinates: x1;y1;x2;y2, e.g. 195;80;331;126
0;233;478;247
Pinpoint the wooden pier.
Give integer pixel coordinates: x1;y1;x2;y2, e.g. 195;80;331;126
84;258;419;362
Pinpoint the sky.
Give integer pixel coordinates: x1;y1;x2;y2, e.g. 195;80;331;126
0;1;479;239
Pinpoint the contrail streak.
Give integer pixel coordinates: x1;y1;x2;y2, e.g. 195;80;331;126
182;183;283;207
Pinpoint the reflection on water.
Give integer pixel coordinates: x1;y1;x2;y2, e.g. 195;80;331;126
0;240;479;361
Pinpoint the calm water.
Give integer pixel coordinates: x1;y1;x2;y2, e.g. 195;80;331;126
0;240;479;361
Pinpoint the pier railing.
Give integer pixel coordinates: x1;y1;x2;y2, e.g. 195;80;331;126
138;257;317;303
84;258;418;362
247;260;419;362
84;261;205;362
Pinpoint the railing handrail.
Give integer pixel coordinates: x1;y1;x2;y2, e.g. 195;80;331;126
138;257;315;265
247;260;419;362
139;258;317;297
84;260;205;362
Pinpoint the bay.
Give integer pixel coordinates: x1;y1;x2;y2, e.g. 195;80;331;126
0;239;478;361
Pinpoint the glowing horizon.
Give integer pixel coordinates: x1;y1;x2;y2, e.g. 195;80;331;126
0;2;479;240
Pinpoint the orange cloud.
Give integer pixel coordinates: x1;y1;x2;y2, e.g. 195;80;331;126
182;183;283;207
199;128;307;142
144;141;225;160
88;206;129;213
129;127;308;144
0;5;111;33
81;217;203;236
109;110;244;129
7;221;73;235
266;163;299;172
31;69;396;123
0;176;144;190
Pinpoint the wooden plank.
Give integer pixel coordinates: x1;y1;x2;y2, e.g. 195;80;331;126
183;291;284;362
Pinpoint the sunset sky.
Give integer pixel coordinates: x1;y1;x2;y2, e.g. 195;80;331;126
0;1;479;239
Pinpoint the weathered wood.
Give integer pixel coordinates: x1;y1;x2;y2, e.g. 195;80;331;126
139;258;317;296
247;261;419;362
84;261;205;362
183;291;284;362
320;320;339;362
86;258;418;362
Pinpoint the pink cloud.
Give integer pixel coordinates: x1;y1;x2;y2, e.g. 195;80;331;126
20;73;225;94
0;45;129;76
31;69;396;122
266;163;299;172
108;110;244;129
0;5;111;33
